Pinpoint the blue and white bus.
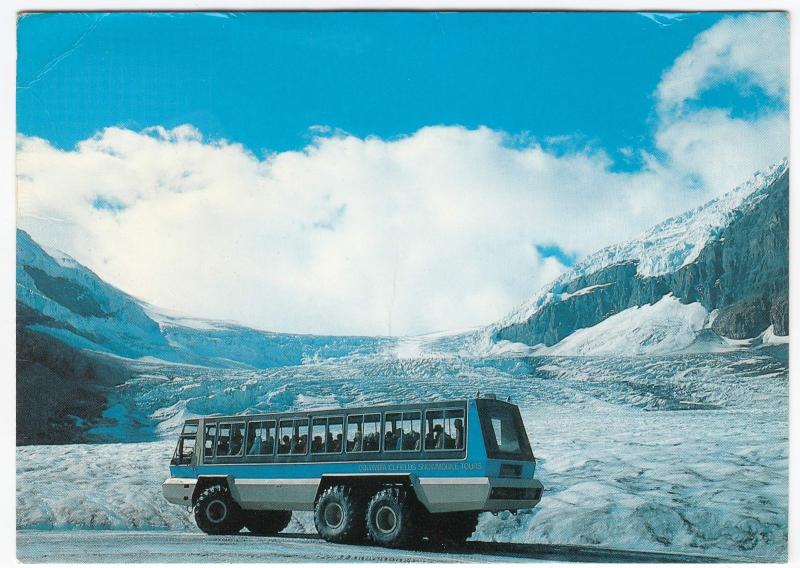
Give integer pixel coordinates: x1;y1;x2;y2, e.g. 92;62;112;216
163;394;543;547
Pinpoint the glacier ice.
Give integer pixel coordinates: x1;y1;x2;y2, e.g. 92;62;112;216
17;342;787;560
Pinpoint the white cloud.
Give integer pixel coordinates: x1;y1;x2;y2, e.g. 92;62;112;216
15;13;789;337
652;12;789;203
656;13;788;114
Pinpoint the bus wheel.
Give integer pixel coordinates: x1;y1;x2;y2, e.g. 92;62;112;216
314;485;365;543
243;510;292;536
194;484;244;535
365;487;415;548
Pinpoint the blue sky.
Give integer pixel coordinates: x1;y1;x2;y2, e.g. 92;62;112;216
18;11;755;168
16;12;789;335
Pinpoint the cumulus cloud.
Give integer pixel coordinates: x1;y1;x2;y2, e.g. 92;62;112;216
656;13;788;114
652;12;789;200
16;126;683;336
16;13;788;337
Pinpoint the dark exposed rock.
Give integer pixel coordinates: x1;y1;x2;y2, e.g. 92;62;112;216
496;170;789;345
770;295;789;336
16;302;130;445
711;297;772;340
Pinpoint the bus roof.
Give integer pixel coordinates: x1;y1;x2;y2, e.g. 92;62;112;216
184;396;514;424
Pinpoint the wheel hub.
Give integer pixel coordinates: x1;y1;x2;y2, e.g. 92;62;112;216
206;499;228;524
323;502;344;529
375;505;398;534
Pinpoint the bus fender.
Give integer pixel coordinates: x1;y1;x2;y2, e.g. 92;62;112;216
191;474;237;504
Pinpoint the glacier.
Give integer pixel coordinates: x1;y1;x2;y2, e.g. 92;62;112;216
539;294;709;356
17;340;788;560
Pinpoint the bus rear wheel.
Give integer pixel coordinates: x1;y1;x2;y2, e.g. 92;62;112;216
243;510;292;535
194;484;244;535
314;485;365;543
365;487;416;548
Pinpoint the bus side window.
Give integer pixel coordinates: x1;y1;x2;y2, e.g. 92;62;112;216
426;409;465;450
448;408;466;449
384;412;402;451
327;417;343;453
216;423;232;456
401;412;421;451
363;414;380;451
347;414;380;453
311;418;326;454
293;419;309;454
178;437;195;464
425;410;446;450
171;432;196;466
203;424;217;462
346;415;363;452
228;422;245;456
247;421;276;456
278;420;293;454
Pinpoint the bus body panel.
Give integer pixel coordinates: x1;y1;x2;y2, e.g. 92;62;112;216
163;397;543;514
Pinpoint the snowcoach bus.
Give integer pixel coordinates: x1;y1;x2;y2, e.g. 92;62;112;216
163;395;543;548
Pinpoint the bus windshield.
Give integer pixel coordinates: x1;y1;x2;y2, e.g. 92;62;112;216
476;400;533;460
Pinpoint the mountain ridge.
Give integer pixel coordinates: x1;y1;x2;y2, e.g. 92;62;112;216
494;160;789;348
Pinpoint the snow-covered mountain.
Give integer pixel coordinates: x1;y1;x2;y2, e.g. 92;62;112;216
17;229;387;368
16;230;387;443
494;160;789;353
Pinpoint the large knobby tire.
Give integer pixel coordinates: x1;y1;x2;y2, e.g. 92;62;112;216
422;511;479;546
365;487;416;548
314;485;366;543
194;484;245;535
243;510;292;536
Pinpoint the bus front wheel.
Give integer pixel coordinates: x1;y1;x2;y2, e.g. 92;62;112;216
194;484;244;535
314;485;365;543
243;510;292;535
365;487;416;548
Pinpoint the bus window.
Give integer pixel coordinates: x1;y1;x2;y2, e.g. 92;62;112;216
278;418;308;455
278;420;292;454
311;418;326;454
229;423;245;456
203;423;217;462
425;408;465;450
402;412;421;451
328;417;343;453
246;420;276;456
476;401;533;460
311;416;344;454
171;422;197;465
346;414;380;453
346;415;364;452
363;414;380;451
216;423;231;456
385;412;420;452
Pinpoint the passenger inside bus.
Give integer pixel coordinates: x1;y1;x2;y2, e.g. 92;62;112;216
248;433;262;455
404;429;420;450
454;418;464;449
363;432;378;451
230;431;244;456
351;429;363;452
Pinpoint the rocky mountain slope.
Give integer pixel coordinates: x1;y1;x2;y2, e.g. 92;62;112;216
16;230;386;443
494;161;789;348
